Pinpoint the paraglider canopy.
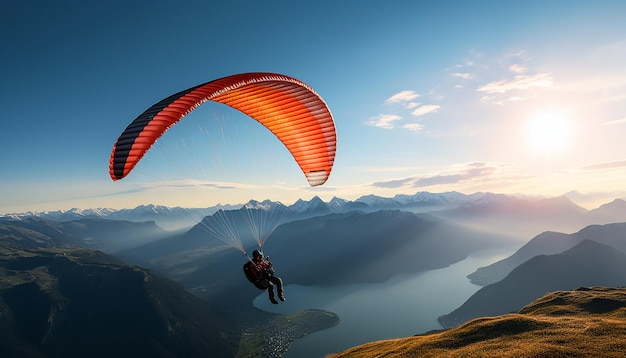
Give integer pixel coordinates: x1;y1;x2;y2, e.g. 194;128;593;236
109;72;336;186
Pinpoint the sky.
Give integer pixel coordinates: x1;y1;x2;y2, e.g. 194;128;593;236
2;0;626;214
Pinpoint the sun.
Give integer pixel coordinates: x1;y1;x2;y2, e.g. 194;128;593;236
525;110;572;155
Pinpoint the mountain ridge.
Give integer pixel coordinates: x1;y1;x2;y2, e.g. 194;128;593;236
6;193;625;240
468;221;626;286
2;191;607;223
0;243;238;358
0;217;170;253
328;286;626;358
438;239;626;328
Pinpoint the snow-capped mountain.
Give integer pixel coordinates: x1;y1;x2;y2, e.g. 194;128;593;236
1;207;118;221
354;191;476;210
242;199;287;211
328;196;350;211
4;191;626;235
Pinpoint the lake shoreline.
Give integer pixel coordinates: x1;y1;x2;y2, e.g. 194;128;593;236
254;247;518;358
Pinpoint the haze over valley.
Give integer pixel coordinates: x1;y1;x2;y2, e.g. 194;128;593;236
2;191;626;357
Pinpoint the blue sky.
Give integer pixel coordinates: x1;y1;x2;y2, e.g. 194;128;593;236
2;0;626;213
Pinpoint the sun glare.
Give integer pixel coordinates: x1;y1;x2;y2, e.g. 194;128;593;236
526;111;572;155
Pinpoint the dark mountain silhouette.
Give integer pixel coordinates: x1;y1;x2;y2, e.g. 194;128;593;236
116;206;285;269
575;222;626;252
121;210;508;302
0;243;237;358
330;286;626;357
468;222;626;285
266;210;505;285
467;231;572;286
438;240;626;328
0;217;169;253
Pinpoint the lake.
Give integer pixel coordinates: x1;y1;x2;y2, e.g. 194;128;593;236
253;246;517;357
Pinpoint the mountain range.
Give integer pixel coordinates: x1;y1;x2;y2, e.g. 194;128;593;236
1;191;474;223
0;217;171;253
112;208;511;316
0;233;340;358
467;221;626;286
4;192;626;240
3;191;626;357
439;237;626;328
0;244;238;358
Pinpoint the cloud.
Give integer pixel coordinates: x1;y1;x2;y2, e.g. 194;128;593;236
140;179;260;191
477;73;553;94
507;95;531;102
577;160;626;171
402;123;424;132
452;72;473;79
366;114;402;129
371;177;414;189
414;162;498;187
371;162;501;189
509;64;526;74
386;90;419;104
413;173;465;187
375;90;439;131
411;104;441;117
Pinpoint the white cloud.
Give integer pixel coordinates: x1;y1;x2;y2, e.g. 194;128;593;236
140;179;261;190
509;64;526;74
478;73;553;94
371;177;414;189
370;162;504;189
366;114;402;129
402;123;424;132
508;95;531;102
411;104;441;117
452;72;473;79
386;90;419;104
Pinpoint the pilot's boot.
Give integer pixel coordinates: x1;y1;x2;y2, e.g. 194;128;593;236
268;289;279;304
275;277;285;301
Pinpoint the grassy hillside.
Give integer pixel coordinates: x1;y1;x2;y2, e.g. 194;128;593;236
328;286;626;357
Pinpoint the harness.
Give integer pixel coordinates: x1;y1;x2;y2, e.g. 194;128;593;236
242;250;275;290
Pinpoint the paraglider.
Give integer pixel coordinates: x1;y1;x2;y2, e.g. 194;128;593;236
243;249;285;304
109;72;336;298
109;72;336;186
